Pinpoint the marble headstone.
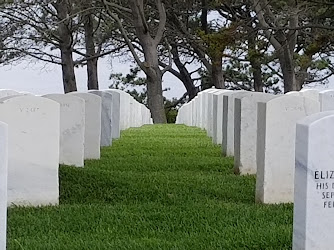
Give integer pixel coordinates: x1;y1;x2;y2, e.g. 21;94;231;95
212;90;231;144
134;101;142;127
68;92;101;159
141;104;151;126
0;89;20;98
300;89;319;101
234;92;276;175
293;111;334;250
192;97;198;127
198;89;215;129
104;90;121;139
0;122;8;250
43;94;85;167
319;90;334;111
207;89;221;136
256;95;320;204
195;95;201;127
285;91;301;96
0;96;60;206
89;90;113;146
222;91;248;156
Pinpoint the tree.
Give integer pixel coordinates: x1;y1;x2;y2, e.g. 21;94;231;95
0;0;81;92
166;0;238;89
109;66;182;123
103;0;169;123
252;0;334;92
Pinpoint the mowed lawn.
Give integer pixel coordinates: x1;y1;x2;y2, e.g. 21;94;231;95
7;125;293;249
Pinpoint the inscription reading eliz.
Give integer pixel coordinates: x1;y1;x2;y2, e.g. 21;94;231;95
19;107;40;113
315;171;334;208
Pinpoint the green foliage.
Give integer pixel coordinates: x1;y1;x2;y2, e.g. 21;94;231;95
109;66;148;104
109;66;185;123
165;108;178;123
7;125;293;249
198;24;238;57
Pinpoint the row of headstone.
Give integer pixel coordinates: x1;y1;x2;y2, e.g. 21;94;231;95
178;88;334;249
0;88;152;249
293;111;334;249
177;88;334;203
0;122;7;250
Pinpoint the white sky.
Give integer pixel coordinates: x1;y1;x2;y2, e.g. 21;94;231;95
0;57;187;99
0;57;333;99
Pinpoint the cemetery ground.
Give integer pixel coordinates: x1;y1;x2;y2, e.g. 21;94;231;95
7;125;292;249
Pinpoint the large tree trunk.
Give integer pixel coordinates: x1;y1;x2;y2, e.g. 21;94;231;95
128;0;167;123
251;58;263;92
201;0;208;34
247;25;263;92
54;0;77;93
60;47;77;93
171;44;198;100
146;68;166;123
144;46;167;123
211;55;225;89
84;11;99;90
278;48;297;93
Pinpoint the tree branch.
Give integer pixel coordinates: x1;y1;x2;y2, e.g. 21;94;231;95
154;0;166;46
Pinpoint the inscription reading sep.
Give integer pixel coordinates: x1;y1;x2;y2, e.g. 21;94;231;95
19;107;40;113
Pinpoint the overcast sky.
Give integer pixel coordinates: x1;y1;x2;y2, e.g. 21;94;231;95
0;56;332;98
0;57;188;99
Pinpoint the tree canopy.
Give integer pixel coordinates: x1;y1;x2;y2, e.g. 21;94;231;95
0;0;333;122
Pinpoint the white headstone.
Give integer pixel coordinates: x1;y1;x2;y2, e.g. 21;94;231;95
195;95;202;127
0;89;20;98
0;96;60;206
192;97;198;127
300;89;319;101
212;90;231;144
103;90;121;139
222;91;248;156
319;90;334;111
0;122;8;250
89;90;113;146
196;92;204;128
285;91;301;96
141;104;151;126
256;96;320;204
201;89;217;131
198;89;215;129
134;101;142;127
68;92;101;159
108;89;132;130
43;94;85;167
293;111;334;250
207;89;222;136
234;92;276;175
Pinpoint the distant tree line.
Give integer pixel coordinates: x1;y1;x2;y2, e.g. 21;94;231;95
0;0;333;123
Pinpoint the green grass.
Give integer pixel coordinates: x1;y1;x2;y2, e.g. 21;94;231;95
7;125;293;249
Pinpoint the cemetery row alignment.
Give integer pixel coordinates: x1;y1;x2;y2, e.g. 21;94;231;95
0;89;153;250
176;88;334;250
